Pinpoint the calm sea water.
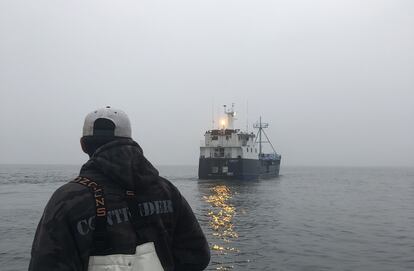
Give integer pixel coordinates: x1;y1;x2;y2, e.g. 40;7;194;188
0;165;413;271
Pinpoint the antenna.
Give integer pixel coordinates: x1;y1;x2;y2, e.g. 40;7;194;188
246;100;249;132
216;104;220;130
212;99;214;130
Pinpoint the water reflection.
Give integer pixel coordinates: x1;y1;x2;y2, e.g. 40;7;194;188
198;178;264;270
203;184;239;270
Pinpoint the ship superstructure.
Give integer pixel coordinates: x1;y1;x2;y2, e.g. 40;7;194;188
198;104;281;180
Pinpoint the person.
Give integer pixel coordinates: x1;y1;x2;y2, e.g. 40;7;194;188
29;106;210;271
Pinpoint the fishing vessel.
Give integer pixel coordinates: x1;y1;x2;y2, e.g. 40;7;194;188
198;104;281;180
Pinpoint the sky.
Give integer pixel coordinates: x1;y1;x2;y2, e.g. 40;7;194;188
0;0;413;167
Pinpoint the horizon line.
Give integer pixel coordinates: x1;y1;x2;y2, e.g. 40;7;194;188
0;163;413;169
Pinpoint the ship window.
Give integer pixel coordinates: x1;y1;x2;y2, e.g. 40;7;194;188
247;148;249;152
214;148;225;157
212;136;218;140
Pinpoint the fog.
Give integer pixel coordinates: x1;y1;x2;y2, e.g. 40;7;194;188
0;0;413;166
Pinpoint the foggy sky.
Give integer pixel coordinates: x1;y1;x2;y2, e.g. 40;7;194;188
0;0;413;167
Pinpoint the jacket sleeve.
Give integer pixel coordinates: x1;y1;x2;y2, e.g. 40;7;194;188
172;193;210;270
29;187;85;271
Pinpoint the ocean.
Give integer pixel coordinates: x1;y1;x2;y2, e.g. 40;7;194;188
0;165;413;271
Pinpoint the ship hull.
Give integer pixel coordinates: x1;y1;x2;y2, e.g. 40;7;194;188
198;157;280;180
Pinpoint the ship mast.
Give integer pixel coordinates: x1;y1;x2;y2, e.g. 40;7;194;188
259;117;262;155
254;117;277;157
223;103;236;129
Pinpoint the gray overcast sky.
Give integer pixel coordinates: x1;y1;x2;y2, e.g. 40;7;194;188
0;0;413;166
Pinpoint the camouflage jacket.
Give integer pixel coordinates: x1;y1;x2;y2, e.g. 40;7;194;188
29;139;210;271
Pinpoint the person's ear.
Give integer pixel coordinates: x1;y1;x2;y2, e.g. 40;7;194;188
80;137;88;154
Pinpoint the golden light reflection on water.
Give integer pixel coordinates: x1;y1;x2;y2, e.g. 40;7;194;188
204;185;239;270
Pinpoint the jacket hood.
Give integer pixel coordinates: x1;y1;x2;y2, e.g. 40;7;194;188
80;138;159;190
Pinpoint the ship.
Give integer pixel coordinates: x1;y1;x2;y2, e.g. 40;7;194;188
198;104;281;180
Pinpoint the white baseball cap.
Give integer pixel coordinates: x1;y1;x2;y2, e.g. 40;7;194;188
82;106;132;138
